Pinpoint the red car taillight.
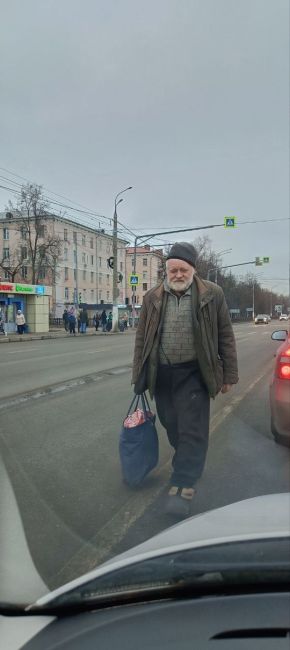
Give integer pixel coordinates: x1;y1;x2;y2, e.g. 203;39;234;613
277;348;290;380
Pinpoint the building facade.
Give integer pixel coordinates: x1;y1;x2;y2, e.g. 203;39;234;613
125;246;164;306
0;212;127;316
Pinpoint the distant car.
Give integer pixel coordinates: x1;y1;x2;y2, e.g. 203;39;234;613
279;314;289;321
255;314;270;324
270;329;290;445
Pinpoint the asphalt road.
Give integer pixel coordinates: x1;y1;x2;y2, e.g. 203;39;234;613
0;322;289;593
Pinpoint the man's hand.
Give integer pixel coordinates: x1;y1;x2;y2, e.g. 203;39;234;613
221;384;233;394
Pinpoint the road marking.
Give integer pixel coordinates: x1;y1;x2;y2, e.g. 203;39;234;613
52;360;273;581
6;348;39;354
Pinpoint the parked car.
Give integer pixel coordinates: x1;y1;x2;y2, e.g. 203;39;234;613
279;314;289;321
270;329;290;445
255;314;270;324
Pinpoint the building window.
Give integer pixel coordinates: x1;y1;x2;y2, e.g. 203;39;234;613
3;247;9;259
99;273;103;284
73;288;77;303
64;267;69;281
73;231;77;244
21;246;27;260
90;238;94;249
99;290;102;300
64;229;68;241
143;258;147;266
3;228;9;240
106;291;110;301
120;261;123;272
38;267;46;280
21;226;27;240
83;270;86;280
64;248;68;261
73;250;77;264
65;287;69;300
91;271;94;282
82;235;86;246
106;274;110;285
99;257;102;267
143;271;147;280
21;266;28;279
143;283;148;291
4;270;9;279
91;255;94;265
74;269;77;280
91;289;94;301
82;253;86;264
38;225;45;238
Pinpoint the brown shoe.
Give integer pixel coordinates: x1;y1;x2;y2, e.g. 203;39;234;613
165;486;195;518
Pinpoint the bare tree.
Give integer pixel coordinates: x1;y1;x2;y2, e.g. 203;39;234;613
7;183;62;284
0;245;24;281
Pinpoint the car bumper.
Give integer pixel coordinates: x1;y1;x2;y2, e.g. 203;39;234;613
270;378;290;437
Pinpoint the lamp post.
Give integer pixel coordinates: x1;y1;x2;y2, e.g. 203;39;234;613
112;186;132;331
207;249;232;282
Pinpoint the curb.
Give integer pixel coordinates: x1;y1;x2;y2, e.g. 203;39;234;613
0;330;135;344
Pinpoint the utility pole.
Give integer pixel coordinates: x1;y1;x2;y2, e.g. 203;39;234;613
252;277;255;321
112;186;132;332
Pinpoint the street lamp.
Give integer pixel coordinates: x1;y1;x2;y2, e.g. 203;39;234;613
207;249;232;283
112;186;132;331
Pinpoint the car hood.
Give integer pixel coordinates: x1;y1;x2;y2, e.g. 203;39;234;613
33;492;290;607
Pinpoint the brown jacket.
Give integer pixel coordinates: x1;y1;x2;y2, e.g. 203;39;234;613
132;275;239;398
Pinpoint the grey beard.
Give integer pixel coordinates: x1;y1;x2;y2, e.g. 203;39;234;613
167;278;193;293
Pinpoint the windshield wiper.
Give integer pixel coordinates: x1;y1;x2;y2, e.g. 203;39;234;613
27;563;290;616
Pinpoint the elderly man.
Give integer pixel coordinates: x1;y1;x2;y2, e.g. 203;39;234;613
132;242;238;517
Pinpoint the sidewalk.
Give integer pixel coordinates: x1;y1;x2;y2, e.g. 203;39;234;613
0;328;135;343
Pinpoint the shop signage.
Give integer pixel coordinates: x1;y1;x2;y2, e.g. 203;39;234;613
0;282;50;295
0;283;13;292
15;284;34;293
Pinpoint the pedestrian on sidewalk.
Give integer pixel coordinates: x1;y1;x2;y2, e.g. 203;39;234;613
16;309;26;335
80;308;89;334
68;310;76;335
93;313;100;331
106;311;113;332
62;309;69;332
101;309;107;332
132;242;238;518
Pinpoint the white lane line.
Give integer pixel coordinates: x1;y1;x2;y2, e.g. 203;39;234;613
6;348;39;354
0;349;109;365
53;361;273;579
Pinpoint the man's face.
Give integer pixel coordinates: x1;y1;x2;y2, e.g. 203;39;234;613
166;258;195;293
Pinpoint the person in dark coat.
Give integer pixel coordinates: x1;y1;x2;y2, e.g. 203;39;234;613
94;313;100;331
101;310;107;332
62;309;69;331
132;242;239;518
68;311;76;336
80;308;89;334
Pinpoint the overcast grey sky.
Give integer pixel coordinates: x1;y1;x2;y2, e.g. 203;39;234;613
0;0;289;293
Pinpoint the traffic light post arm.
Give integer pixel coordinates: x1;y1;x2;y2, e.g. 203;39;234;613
131;221;226;327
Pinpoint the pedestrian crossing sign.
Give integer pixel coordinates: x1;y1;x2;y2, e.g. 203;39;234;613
129;274;140;286
224;216;236;228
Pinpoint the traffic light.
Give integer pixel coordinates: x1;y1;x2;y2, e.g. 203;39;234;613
79;293;82;304
255;257;263;266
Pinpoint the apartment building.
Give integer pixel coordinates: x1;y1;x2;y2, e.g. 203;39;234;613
0;212;127;315
125;246;164;306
